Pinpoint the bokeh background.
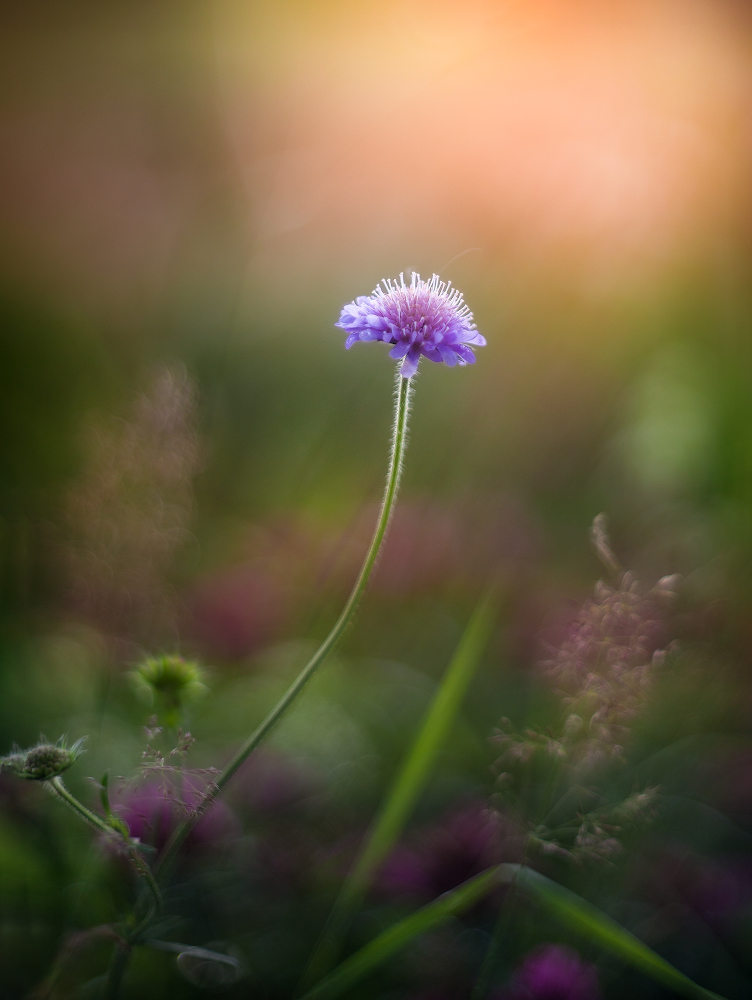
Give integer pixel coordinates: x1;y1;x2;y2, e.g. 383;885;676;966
2;0;752;996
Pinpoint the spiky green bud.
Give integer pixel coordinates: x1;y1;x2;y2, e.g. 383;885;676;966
131;654;207;703
1;736;86;781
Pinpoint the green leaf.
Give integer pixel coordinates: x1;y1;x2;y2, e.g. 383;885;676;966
509;865;725;1000
300;865;726;1000
301;589;498;987
146;940;242;988
300;867;500;1000
146;939;241;968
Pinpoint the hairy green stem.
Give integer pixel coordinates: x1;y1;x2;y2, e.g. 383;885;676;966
153;371;413;887
48;776;112;834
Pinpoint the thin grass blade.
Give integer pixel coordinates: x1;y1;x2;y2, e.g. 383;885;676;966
300;867;500;1000
302;864;727;1000
509;865;725;1000
301;589;498;987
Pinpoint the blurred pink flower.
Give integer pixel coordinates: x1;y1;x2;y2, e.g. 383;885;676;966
499;945;601;1000
650;849;752;925
322;497;538;598
228;749;321;816
188;565;288;661
115;779;239;855
688;857;752;922
377;802;523;901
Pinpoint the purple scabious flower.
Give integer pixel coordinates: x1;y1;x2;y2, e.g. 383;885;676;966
336;272;486;379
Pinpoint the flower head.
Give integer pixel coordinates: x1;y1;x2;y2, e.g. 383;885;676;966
336;272;485;378
1;736;86;781
131;654;207;704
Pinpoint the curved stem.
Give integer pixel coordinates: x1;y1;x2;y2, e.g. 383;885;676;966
154;370;413;886
49;777;162;917
48;777;112;835
48;778;160;998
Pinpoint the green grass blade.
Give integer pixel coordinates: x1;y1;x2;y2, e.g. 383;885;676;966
300;867;501;1000
509;865;725;1000
302;864;727;1000
350;589;498;889
300;590;498;988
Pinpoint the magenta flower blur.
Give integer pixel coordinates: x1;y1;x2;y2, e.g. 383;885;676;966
503;945;601;1000
115;780;239;855
336;272;486;379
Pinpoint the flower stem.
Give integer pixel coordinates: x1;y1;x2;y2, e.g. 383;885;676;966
48;776;112;834
154;370;413;886
104;943;131;1000
49;777;163;918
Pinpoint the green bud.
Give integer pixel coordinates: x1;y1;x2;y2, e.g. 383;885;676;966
1;736;86;781
130;654;208;726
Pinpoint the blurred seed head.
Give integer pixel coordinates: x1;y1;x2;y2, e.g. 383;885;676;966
493;517;677;863
541;515;679;768
63;364;200;654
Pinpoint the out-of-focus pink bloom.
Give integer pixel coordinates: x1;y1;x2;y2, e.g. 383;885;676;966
377;802;523;901
322;497;539;598
228;749;321;816
705;747;752;827
188;565;288;661
500;945;601;1000
653;850;752;924
185;518;327;661
115;779;239;855
688;858;752;921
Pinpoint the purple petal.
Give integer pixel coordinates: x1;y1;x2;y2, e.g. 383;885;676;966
454;344;476;364
400;346;421;379
438;344;458;366
345;333;358;349
389;341;411;360
421;347;443;363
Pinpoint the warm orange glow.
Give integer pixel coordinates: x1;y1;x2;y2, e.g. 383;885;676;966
216;0;752;290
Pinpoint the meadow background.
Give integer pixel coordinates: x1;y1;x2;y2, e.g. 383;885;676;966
1;1;752;996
